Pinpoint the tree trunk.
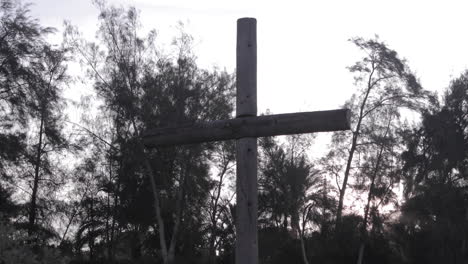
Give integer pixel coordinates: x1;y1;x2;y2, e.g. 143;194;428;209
130;116;169;263
60;202;80;243
336;133;358;224
209;158;230;264
110;158;122;261
357;117;390;264
89;195;95;261
141;154;169;263
138;140;192;264
356;244;365;264
357;164;377;264
167;158;190;263
297;210;310;264
28;115;44;236
336;63;376;225
283;214;288;232
299;231;310;264
106;157;112;261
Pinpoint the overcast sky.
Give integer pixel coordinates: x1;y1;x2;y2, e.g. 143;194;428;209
27;0;468;161
29;0;468;113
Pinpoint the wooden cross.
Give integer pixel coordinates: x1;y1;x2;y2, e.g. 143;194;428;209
143;18;351;264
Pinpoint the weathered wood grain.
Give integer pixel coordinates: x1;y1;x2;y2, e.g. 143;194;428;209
235;18;258;264
142;109;351;147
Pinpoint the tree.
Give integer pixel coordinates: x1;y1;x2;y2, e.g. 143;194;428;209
57;102;124;261
204;140;235;264
399;71;468;263
0;0;55;173
329;36;430;226
64;2;234;263
0;0;71;242
354;106;403;264
24;44;70;238
318;36;432;264
258;134;323;264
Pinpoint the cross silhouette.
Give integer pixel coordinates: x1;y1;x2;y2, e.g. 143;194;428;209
143;17;351;264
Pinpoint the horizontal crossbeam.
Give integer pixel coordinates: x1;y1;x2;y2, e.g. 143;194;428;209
143;109;351;147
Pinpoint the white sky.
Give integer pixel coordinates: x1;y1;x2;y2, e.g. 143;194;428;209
28;0;468;156
30;0;468;113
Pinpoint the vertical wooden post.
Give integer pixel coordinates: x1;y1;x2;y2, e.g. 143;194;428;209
236;18;257;264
